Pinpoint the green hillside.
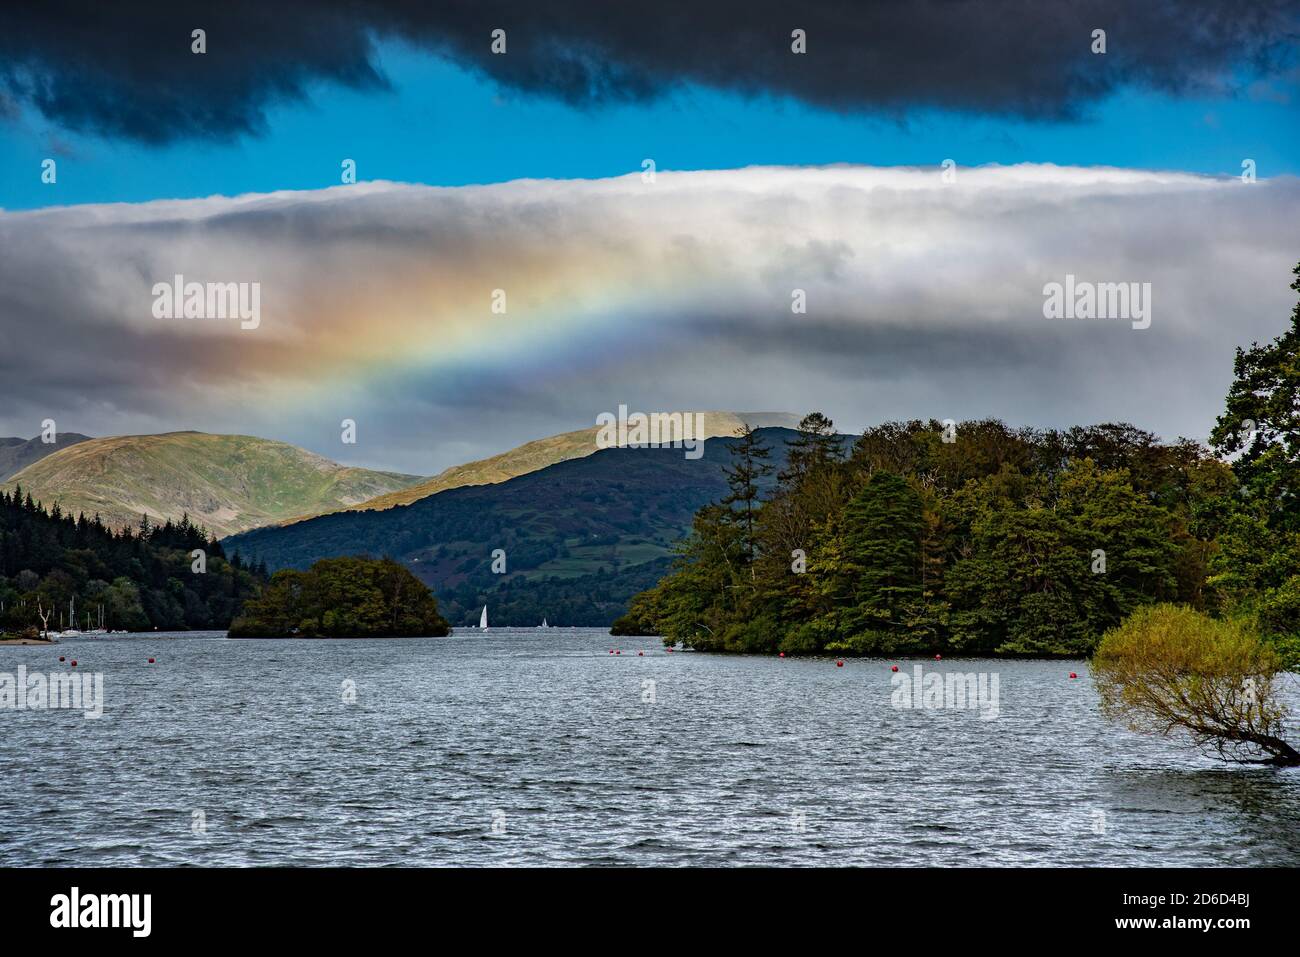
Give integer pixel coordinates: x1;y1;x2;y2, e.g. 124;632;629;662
226;428;839;626
292;411;799;520
4;432;423;539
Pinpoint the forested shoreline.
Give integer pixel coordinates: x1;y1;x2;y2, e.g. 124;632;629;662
0;489;265;632
614;266;1300;660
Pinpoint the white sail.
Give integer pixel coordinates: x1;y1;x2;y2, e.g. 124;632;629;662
540;618;548;628
479;605;488;629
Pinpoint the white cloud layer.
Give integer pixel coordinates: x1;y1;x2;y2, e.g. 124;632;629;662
0;164;1296;473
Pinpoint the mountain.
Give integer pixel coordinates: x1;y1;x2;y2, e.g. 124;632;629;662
297;411;799;520
226;426;852;626
3;432;423;539
0;433;92;481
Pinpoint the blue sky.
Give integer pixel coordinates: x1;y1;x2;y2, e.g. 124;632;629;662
3;41;1297;211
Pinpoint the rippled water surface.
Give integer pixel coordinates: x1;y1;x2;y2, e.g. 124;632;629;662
2;628;1298;866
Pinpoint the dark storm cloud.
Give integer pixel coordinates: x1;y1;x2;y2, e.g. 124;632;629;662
0;2;388;143
1;1;1296;143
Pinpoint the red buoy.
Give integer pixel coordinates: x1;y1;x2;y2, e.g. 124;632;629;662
637;651;644;656
1069;672;1078;679
779;652;785;658
608;650;614;654
836;660;844;667
615;650;621;655
934;654;942;661
891;665;898;672
148;658;156;664
70;660;77;667
58;656;65;662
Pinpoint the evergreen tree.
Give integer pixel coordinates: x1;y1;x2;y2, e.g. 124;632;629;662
720;424;773;572
817;471;925;652
778;412;841;486
0;491;265;634
1206;261;1300;661
1210;262;1300;532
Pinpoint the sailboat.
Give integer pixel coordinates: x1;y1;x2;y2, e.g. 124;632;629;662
59;597;82;637
479;605;489;630
539;618;548;629
85;604;108;635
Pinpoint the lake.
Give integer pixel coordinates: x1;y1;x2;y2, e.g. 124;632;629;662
2;628;1298;866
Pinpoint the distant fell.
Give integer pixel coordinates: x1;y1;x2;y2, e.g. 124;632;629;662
3;431;423;539
315;411;799;519
0;432;92;481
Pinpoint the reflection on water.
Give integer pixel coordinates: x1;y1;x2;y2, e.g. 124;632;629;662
1;628;1296;866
